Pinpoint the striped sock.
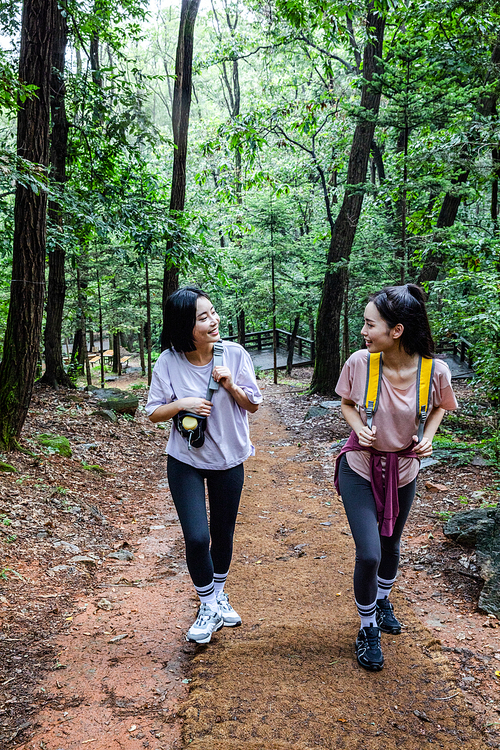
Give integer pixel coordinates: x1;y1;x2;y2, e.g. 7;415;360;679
356;599;377;629
214;571;228;595
377;575;397;601
194;581;218;611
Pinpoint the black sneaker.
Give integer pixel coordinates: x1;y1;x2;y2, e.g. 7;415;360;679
376;598;402;634
355;626;384;671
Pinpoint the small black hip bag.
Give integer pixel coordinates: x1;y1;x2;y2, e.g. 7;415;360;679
173;342;224;450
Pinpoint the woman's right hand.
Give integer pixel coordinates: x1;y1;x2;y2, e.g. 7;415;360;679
179;397;212;417
357;424;377;447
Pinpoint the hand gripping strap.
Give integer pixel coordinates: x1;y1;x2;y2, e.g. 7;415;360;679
206;341;224;401
363;352;382;429
416;356;435;442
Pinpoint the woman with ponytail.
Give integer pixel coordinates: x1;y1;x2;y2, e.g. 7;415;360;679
334;284;457;671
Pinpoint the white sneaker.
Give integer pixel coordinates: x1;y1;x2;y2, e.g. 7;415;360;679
186;603;223;644
216;591;242;627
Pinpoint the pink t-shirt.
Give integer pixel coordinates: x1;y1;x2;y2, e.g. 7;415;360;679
335;350;458;486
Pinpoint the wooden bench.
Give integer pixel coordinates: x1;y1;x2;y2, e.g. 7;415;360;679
120;355;135;370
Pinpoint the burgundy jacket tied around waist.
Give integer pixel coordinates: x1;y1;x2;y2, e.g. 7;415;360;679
334;431;419;537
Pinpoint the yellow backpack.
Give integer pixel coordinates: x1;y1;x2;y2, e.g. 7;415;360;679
363;353;435;442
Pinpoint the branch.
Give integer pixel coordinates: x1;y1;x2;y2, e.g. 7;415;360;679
296;34;356;73
346;15;361;73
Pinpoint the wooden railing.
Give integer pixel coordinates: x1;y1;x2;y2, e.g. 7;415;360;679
225;328;315;363
437;335;473;369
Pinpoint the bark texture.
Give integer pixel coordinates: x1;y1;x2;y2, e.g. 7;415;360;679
162;0;201;314
40;4;73;389
0;0;56;449
311;5;385;395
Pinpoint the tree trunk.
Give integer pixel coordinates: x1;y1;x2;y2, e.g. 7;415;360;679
0;0;55;448
419;40;500;286
370;139;385;183
492;143;499;234
71;328;84;373
96;268;105;387
237;310;245;347
112;331;122;375
162;0;202;313
40;4;73;389
342;278;350;365
138;324;146;376
146;261;153;384
286;315;300;375
311;3;385;395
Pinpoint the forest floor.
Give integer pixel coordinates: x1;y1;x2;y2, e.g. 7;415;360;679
0;367;499;749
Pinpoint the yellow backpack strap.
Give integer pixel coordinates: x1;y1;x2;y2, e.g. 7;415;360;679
363;352;382;430
416;356;435;441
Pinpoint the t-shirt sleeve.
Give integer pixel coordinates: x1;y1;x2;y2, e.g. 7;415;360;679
335;350;367;404
234;349;263;404
432;360;458;411
145;357;175;416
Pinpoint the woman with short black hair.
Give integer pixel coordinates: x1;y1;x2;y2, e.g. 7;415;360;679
334;284;457;671
147;286;262;644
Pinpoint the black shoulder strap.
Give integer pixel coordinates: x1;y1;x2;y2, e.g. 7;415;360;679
206;342;224;401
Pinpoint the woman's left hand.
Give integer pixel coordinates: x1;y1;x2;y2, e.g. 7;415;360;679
212;365;234;390
412;435;433;457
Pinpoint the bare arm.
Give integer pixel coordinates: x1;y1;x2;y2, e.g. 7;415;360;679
148;397;212;424
213;365;259;414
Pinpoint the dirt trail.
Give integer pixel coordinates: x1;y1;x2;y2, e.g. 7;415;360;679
13;380;496;750
180;400;491;750
16;467;194;750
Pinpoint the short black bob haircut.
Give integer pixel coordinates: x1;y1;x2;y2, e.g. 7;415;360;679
369;284;435;359
161;286;210;353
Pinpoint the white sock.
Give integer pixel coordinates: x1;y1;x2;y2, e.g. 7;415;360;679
194;581;218;611
377;575;397;601
214;571;228;595
356;599;377;629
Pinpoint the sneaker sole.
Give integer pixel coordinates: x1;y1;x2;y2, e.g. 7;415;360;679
222;618;242;627
357;656;384;672
355;641;384;672
186;619;224;644
378;623;401;635
376;615;402;634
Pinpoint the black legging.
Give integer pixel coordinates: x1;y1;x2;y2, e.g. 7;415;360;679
338;454;416;606
167;455;244;588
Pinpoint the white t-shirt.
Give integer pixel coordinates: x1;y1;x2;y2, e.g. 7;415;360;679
146;341;263;470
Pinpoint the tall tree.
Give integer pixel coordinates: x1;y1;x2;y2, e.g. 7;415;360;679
418;38;500;287
0;0;56;449
311;3;385;394
40;3;74;389
162;0;202;315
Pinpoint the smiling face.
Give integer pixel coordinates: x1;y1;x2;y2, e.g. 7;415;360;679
192;296;220;349
361;301;403;353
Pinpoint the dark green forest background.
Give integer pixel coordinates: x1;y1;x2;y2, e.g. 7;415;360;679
0;0;499;449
